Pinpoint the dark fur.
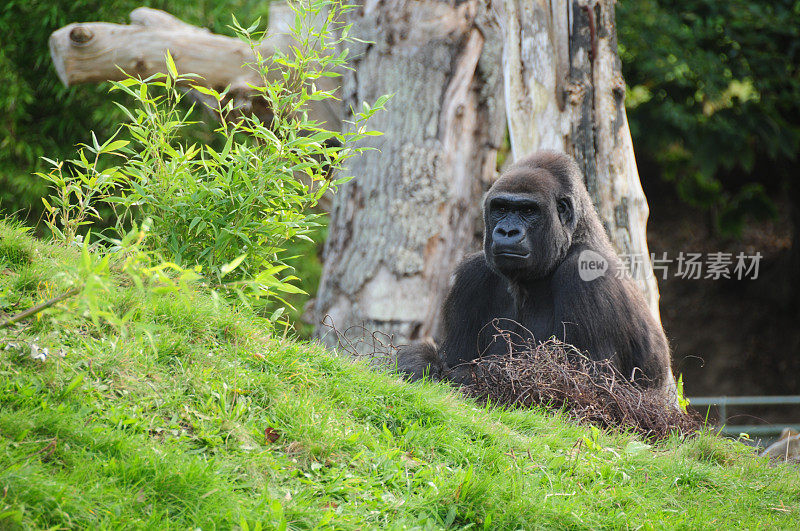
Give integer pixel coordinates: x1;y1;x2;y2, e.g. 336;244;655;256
396;151;672;388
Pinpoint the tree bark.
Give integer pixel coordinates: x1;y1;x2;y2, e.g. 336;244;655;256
498;0;661;321
313;1;506;349
48;6;340;130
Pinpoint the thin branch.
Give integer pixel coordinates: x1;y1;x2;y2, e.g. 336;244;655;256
0;287;82;329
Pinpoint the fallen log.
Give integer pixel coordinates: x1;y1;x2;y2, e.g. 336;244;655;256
48;6;341;129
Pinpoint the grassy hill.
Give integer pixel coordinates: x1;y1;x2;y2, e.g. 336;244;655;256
1;219;799;529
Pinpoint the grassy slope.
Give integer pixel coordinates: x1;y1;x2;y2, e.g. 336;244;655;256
0;219;798;530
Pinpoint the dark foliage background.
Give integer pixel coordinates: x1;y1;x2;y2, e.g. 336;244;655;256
617;0;800;236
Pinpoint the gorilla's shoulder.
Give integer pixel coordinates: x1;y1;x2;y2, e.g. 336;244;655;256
551;247;635;304
555;246;623;281
553;247;652;319
443;252;508;313
455;251;491;273
451;252;503;290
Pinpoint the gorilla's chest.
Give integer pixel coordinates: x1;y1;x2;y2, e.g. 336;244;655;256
477;281;556;355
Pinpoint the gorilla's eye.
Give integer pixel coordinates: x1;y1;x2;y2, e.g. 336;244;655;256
557;200;567;214
521;206;536;215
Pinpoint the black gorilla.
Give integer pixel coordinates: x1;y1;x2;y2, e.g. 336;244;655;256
396;151;672;389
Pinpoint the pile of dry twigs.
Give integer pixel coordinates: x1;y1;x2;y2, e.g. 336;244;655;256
462;323;698;440
323;316;697;441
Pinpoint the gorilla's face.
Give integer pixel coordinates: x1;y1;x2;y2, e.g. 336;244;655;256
483;169;575;281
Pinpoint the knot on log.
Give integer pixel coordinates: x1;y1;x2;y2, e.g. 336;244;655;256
133;58;149;73
69;26;94;45
612;73;626;100
563;80;589;106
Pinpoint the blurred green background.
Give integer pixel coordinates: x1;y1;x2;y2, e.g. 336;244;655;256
618;0;799;236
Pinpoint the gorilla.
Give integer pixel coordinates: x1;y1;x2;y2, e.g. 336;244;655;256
396;151;672;390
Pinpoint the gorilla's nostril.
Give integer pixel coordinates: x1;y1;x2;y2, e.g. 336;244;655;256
495;226;523;240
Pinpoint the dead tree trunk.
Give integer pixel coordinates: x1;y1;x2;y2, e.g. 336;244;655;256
499;1;676;399
313;1;505;348
499;0;661;320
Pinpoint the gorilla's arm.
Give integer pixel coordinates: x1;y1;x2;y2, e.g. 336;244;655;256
395;340;443;381
396;253;507;384
551;250;671;387
438;253;511;383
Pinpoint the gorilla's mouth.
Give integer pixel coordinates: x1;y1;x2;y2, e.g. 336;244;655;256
493;250;531;259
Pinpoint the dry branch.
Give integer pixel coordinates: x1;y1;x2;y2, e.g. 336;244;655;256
0;287;82;329
462;320;698;441
320;315;399;369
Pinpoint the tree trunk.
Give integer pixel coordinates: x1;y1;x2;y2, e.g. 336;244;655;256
313;1;505;349
499;0;661;321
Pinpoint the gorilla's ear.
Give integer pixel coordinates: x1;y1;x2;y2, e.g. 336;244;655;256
557;198;574;227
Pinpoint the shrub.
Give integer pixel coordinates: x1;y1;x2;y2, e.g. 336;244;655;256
35;0;387;324
618;0;799;233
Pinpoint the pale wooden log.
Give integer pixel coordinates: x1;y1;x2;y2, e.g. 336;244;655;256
50;8;261;90
48;6;340;129
313;0;506;348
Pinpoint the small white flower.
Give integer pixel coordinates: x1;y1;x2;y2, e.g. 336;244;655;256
30;344;48;362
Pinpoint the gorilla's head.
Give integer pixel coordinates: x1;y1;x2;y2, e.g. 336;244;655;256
483;151;597;281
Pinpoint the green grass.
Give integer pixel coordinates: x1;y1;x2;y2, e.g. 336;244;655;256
0;218;799;529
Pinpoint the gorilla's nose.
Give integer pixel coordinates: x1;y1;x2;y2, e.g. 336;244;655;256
493;225;525;246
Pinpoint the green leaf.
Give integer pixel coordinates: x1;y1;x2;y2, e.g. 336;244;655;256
246;17;262;34
274;282;306;295
220;133;235;160
90;131;101;151
220;254;247;278
189;217;202;233
374;94;389;107
190;85;220;98
61;373;85;398
165;50;178;78
100;140;130;154
269;307;285;322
